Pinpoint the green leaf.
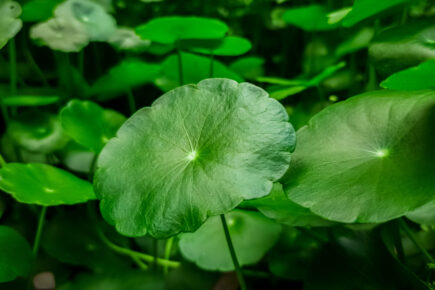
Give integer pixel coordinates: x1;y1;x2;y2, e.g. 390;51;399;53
342;0;410;27
406;200;435;226
283;5;337;31
179;209;281;271
0;226;33;283
241;183;333;227
229;56;265;80
7;112;69;154
155;52;243;92
42;210;130;272
21;0;62;22
0;163;96;206
1;95;59;107
369;19;435;77
136;16;228;45
335;27;374;58
89;58;161;99
283;90;435;223
182;36;252;56
0;0;22;49
58;272;164;290
60;100;126;153
57;141;95;173
380;60;435;90
95;78;295;238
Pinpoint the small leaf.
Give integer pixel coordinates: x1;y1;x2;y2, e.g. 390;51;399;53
406;200;435;226
179;209;281;271
155;52;243;92
283;90;435;223
1;95;59;107
7;112;69;154
0;163;96;206
95;78;295;238
380;60;435;90
60;100;126;153
89;58;160;99
21;0;62;22
136;16;228;45
0;226;33;283
241;183;333;227
182;36;252;56
283;5;338;31
335;27;374;58
342;0;410;27
0;0;22;49
229;56;265;80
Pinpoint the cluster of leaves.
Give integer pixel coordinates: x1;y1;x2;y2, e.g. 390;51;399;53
0;0;434;289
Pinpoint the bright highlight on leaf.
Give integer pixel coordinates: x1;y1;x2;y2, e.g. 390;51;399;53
94;78;295;238
282;90;435;223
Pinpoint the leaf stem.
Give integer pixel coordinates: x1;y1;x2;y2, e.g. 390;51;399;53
126;89;136;114
400;219;435;264
163;237;174;275
97;228;180;268
9;38;17;95
220;214;247;290
177;49;184;85
33;206;47;256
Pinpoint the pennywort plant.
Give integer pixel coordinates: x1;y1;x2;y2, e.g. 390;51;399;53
0;0;434;289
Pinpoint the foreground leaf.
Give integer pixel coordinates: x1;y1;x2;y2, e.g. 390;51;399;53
60;100;126;153
179;209;281;271
0;226;33;282
380;60;435;90
283;90;435;223
0;163;96;205
95;78;295;238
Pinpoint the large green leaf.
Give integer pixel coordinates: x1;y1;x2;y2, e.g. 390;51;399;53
369;19;435;77
283;90;435;223
0;226;33;283
7;112;69;154
283;5;337;31
241;183;333;227
155;52;243;92
181;36;252;56
60;100;126;153
179;209;281;271
380;60;435;90
0;163;96;205
95;78;295;238
0;0;22;49
89;58;161;99
342;0;410;27
135;16;228;45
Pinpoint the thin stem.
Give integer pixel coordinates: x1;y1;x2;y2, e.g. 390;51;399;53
177;49;184;85
400;219;435;264
22;37;49;87
209;53;214;78
163;237;174;275
131;255;149;270
153;238;158;270
9;38;17;95
220;214;247;290
126;89;136;114
33;206;47;256
392;220;405;263
97;228;180;268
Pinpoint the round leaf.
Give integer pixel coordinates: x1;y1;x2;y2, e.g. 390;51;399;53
60;100;126;153
242;183;333;227
283;90;435;223
0;0;22;49
1;95;59;107
0;163;96;206
95;78;295;238
179;209;282;271
0;226;33;282
283;5;337;31
380;60;435;91
21;0;62;22
136;16;228;45
182;36;252;56
229;56;265;81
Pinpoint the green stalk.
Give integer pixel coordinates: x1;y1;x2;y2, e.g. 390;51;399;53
163;237;174;275
22;36;49;87
209;53;214;78
98;228;180;268
33;206;47;256
126;89;136;114
177;49;184;85
400;219;435;264
220;214;247;290
9;38;17;95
